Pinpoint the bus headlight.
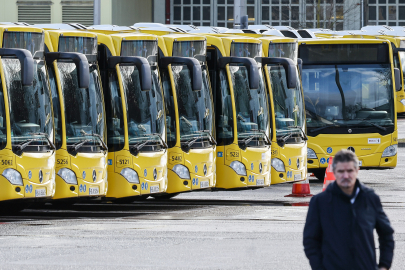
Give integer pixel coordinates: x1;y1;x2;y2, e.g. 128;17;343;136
120;168;139;184
230;161;247;176
401;99;405;106
173;164;190;179
271;158;285;172
57;168;77;185
382;145;398;157
2;169;23;185
307;148;317;159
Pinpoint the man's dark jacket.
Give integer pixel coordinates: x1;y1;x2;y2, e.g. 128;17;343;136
303;180;394;270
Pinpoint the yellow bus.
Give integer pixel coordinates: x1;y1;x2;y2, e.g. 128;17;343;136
0;25;56;209
43;29;108;202
299;38;399;180
96;32;168;201
204;34;271;189
148;33;216;198
259;36;307;184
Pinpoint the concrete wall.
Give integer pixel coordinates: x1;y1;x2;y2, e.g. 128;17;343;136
0;0;18;23
153;0;166;24
112;0;152;26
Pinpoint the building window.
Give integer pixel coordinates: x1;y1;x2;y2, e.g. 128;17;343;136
368;1;405;27
172;0;212;26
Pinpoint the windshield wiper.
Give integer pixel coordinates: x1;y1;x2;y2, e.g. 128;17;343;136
30;132;56;150
14;138;43;155
310;123;340;133
357;119;387;131
287;126;308;141
68;139;94;156
143;133;168;149
80;130;108;151
238;132;268;150
130;138;156;156
180;116;193;127
251;129;272;145
194;130;217;146
277;132;294;147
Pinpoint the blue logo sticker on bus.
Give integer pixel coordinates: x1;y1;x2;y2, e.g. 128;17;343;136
327;147;333;154
28;171;32;179
196;178;199;185
217;152;223;157
29;185;33;193
108;159;112;165
327;157;330;164
192;178;195;185
144;169;147;177
145;182;148;190
141;182;145;190
320;158;326;164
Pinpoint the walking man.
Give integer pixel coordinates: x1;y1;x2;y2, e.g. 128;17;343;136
303;150;394;270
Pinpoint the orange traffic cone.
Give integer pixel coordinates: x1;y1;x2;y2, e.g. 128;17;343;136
322;157;335;191
285;174;313;197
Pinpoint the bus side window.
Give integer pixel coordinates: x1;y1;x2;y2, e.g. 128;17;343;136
47;66;62;150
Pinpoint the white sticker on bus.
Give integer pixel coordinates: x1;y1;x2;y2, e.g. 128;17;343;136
368;138;381;144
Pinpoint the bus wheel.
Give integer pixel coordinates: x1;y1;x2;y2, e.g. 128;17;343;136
151;193;179;200
313;169;326;182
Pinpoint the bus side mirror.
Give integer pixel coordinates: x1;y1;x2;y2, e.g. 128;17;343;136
108;56;152;91
297;58;303;76
261;57;297;89
219;57;259;89
394;68;401;91
0;48;34;86
159;57;202;91
45;52;90;89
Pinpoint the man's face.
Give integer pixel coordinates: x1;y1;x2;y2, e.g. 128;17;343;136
333;161;358;189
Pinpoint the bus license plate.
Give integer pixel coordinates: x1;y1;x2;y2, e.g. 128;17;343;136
256;179;265;186
35;189;46;197
200;181;209;188
150;185;159;193
359;160;362;166
89;187;99;195
294;174;301;181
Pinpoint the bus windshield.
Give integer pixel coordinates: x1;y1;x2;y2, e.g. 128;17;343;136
57;62;105;146
230;65;270;142
268;65;304;137
302;64;395;131
120;65;165;145
171;65;214;143
3;59;53;145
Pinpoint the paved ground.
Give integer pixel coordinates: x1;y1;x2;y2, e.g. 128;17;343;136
1;125;405;269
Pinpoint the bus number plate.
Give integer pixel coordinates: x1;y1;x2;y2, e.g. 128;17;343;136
256;179;265;186
35;189;46;197
150;185;160;193
89;187;99;195
200;181;209;188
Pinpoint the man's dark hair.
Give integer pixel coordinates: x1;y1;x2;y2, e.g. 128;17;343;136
332;149;359;171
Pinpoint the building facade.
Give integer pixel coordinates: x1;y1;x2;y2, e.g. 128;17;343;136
1;0;403;30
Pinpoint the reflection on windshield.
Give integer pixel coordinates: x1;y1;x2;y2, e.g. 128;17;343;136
171;65;214;141
3;32;44;57
3;59;53;144
229;65;269;139
398;51;405;89
57;62;105;145
268;65;304;137
302;64;394;129
120;65;165;144
268;43;297;63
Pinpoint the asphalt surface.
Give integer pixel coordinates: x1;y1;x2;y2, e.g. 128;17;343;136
1;120;405;269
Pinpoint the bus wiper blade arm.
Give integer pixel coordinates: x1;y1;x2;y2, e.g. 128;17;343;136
15;138;41;151
277;133;293;147
311;124;339;133
80;130;108;151
194;130;217;146
30;132;56;150
143;133;168;149
287;126;308;141
68;139;94;156
358;119;387;131
130;138;155;156
251;129;271;145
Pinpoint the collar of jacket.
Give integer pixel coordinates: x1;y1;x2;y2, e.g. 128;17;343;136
328;179;363;201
